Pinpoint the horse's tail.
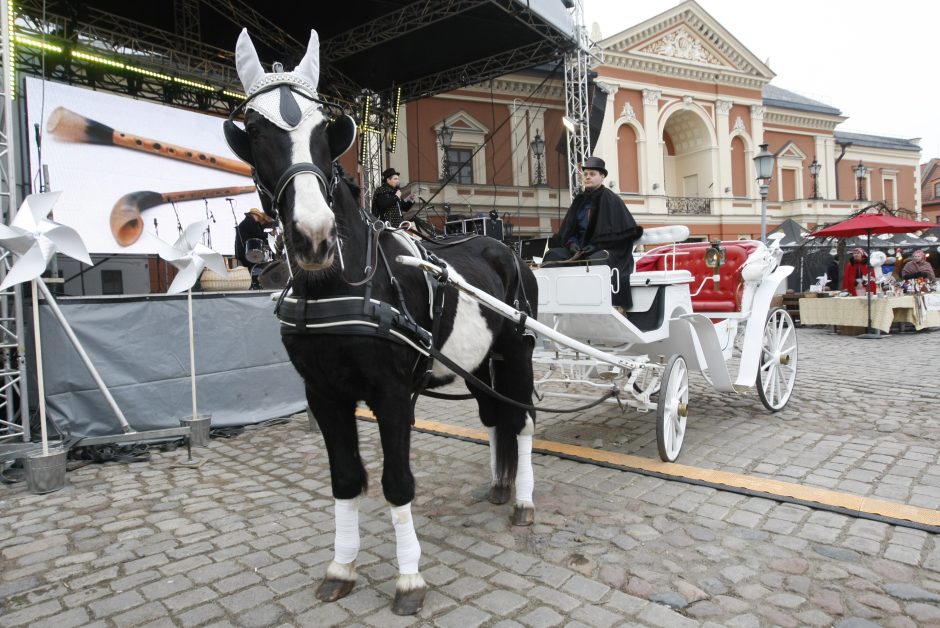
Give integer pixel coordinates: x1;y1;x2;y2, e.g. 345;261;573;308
494;419;520;491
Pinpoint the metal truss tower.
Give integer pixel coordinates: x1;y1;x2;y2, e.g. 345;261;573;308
358;92;385;211
0;0;29;447
563;0;595;196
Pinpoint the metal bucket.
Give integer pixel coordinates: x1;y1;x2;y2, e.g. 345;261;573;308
180;414;212;447
26;448;68;494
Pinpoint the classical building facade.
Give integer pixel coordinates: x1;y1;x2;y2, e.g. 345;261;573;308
921;159;940;224
387;0;923;241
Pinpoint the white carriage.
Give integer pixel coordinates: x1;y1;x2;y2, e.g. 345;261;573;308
398;225;798;462
530;226;797;461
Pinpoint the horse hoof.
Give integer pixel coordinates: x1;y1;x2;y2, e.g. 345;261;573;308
488;484;511;505
392;585;427;615
511;504;535;526
316;577;355;602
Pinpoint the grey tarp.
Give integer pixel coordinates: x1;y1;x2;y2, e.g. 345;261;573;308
28;291;306;437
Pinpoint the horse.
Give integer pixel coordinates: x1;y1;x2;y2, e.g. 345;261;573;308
224;29;539;616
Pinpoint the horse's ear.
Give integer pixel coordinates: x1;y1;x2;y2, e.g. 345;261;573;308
224;119;253;165
327;114;357;161
294;29;320;91
235;28;265;92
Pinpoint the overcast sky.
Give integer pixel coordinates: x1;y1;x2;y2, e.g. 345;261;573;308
583;0;939;164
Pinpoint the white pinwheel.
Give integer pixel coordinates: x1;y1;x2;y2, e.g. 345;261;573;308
0;191;92;290
0;192;94;459
154;220;229;294
153;220;228;423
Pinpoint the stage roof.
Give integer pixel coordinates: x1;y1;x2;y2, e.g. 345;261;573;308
21;0;577;104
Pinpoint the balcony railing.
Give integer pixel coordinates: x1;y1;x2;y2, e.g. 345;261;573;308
667;196;712;215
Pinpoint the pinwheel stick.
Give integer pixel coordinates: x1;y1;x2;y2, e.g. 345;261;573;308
31;279;50;455
188;288;198;420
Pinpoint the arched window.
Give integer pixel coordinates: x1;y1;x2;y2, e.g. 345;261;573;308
617;124;639;193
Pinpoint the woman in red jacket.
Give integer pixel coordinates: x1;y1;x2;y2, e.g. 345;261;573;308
843;247;875;294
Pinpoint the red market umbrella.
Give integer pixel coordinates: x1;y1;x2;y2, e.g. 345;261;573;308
809;214;934;338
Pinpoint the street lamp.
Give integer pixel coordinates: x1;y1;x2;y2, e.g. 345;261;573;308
753;143;775;243
530;129;545;186
438;121;453;181
809;156;821;200
854;160;867;201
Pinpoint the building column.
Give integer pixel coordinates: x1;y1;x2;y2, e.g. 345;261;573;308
642;89;663;196
749;105;765;197
715;99;733;199
510;102;530;187
594;81;619;191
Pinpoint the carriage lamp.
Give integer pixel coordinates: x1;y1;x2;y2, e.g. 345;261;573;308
705;240;726;287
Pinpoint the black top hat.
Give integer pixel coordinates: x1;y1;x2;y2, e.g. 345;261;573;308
381;168;400;180
580;156;608;177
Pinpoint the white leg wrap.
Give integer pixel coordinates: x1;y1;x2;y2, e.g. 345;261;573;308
488;426;498;484
333;497;360;565
515;432;534;506
390;503;422;575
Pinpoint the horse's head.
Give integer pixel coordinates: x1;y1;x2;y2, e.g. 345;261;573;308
224;29;356;271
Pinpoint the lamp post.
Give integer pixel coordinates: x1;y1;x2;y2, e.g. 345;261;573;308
854;160;867;201
438;122;453;181
753;143;775;243
809;156;821;200
530;129;545;186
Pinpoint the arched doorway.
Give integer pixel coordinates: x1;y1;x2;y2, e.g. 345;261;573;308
661;109;715;213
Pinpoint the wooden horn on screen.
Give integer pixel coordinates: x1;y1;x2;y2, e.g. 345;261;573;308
111;185;257;247
46;106;253;177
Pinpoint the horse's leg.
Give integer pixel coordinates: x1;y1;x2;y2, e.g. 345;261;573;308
494;334;537;526
370;392;427;616
310;392;367;602
471;363;513;504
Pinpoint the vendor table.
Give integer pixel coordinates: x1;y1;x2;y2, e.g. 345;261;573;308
799;295;940;334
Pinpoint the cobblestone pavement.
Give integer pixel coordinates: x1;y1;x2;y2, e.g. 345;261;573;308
2;326;939;627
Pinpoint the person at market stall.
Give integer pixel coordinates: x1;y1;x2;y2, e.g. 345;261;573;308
825;255;840;291
901;248;936;281
842;247;875;294
542;156;644;309
881;256;896;277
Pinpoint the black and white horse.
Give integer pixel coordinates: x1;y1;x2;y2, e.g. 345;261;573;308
225;30;538;615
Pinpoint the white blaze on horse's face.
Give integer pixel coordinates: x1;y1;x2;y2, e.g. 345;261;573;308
288;110;336;269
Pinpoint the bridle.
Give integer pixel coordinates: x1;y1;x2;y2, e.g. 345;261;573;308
223;79;354;222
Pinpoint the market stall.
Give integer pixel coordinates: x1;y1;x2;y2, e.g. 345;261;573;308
799;294;940;334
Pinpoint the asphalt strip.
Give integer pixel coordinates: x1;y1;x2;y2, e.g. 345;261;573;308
355;409;940;534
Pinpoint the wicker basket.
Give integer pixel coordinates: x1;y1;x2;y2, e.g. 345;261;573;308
200;266;251;291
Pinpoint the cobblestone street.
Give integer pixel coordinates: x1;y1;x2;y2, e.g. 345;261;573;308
2;326;939;627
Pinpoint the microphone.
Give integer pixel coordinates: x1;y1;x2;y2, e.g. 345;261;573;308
225;198;234;201
153;217;159;236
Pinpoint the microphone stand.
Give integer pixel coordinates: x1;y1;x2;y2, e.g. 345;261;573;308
171;201;183;236
203;199;213;249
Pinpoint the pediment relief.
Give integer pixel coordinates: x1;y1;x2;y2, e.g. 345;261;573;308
601;1;774;82
633;26;729;68
436;111;489;135
776;141;807;161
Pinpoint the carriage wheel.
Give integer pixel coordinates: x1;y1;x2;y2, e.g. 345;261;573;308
656;354;688;462
756;307;798;412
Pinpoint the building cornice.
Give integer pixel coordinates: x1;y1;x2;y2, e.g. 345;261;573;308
598;54;769;90
764;108;845;132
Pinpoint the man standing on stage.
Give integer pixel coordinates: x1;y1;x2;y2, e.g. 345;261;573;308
371;167;416;227
235;208;274;288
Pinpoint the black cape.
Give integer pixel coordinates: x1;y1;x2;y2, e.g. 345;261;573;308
554;186;643;307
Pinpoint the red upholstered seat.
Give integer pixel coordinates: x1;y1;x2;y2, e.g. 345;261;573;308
635;241;761;312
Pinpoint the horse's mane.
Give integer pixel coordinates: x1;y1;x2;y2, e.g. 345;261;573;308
334;162;360;199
